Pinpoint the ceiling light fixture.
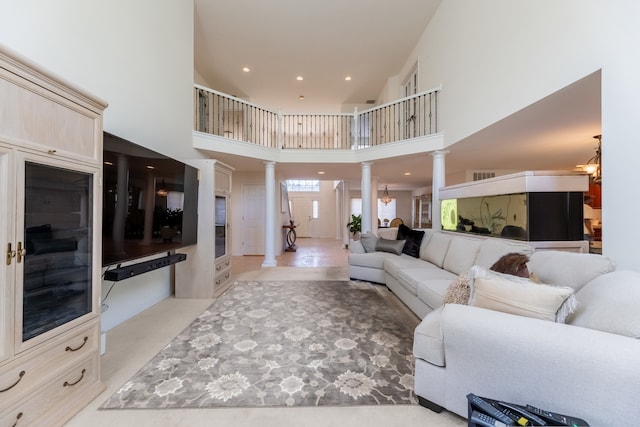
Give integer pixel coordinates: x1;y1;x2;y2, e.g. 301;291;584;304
296;76;303;81
299;95;304;100
156;178;168;197
577;134;602;184
242;67;250;72
587;134;602;184
345;76;352;81
380;185;392;205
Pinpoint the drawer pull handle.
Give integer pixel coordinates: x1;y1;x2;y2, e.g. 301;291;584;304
216;264;222;271
12;412;23;427
65;336;88;352
0;370;25;392
63;369;86;387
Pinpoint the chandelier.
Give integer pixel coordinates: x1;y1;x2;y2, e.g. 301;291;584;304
585;134;602;184
381;185;392;205
156;178;169;197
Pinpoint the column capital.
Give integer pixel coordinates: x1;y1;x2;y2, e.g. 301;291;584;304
430;150;450;159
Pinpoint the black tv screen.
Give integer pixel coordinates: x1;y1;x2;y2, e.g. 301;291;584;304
102;132;198;266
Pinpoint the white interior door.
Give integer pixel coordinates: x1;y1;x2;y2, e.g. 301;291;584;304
242;184;264;254
291;198;311;237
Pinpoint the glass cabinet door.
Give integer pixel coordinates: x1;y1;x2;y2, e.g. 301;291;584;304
20;162;93;342
215;195;227;258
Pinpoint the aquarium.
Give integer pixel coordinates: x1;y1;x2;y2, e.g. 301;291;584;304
441;192;583;241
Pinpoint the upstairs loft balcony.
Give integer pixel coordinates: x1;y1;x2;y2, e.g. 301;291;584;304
193;85;443;161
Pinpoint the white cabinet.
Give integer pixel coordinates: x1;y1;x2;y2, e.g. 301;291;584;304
176;160;234;298
0;46;107;426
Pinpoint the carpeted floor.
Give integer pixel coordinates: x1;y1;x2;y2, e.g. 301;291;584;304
100;280;418;409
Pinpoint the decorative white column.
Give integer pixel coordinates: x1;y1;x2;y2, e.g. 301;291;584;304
431;150;449;231
361;162;372;233
371;176;379;234
262;161;277;267
342;180;351;247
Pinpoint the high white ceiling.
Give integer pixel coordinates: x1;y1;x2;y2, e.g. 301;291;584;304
193;0;601;190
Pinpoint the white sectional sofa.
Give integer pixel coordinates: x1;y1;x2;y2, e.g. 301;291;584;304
348;228;640;426
348;228;534;318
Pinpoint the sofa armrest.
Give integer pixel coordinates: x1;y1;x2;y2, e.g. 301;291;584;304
438;304;640;426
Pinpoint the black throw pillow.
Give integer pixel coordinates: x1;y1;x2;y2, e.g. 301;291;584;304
396;223;425;258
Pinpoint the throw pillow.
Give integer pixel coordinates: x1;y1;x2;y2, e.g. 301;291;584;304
360;232;378;253
468;266;576;323
396;223;425;258
375;238;406;255
443;272;471;305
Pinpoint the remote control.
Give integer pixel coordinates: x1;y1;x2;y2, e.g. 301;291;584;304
524;404;590;426
471;410;508;427
467;394;515;425
498;401;547;426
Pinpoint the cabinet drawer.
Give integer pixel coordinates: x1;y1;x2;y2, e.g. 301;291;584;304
0;320;99;409
0;354;101;427
215;259;231;273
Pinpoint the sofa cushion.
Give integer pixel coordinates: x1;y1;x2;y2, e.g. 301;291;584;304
442;237;483;275
397;266;456;296
468;267;575;322
360;232;378;253
417;278;458;311
421;233;452;268
375;238;405;255
569;270;640;338
474;238;533;269
413;306;445;366
396;223;425;258
383;254;432;279
528;251;617;292
348;252;392;270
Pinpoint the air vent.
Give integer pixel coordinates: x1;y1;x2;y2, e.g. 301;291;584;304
472;171;496;181
365;99;376;104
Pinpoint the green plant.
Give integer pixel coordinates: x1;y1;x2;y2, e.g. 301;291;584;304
346;214;362;234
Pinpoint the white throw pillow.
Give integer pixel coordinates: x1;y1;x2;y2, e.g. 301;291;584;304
468;266;576;323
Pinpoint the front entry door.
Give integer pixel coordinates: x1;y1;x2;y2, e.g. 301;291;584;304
291;198;312;237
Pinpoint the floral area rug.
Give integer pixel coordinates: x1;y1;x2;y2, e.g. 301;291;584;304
100;280;417;409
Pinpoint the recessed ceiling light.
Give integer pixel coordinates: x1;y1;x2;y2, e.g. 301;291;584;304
404;172;411;176
345;76;352;81
242;67;250;72
296;76;303;81
299;95;304;100
146;165;155;170
318;171;325;175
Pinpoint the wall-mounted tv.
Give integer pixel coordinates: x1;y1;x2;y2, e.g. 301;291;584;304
102;132;199;266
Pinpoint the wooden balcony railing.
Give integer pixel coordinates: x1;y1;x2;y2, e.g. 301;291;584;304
194;84;439;150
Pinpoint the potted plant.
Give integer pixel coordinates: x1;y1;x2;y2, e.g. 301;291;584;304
158;208;183;242
346;213;362;240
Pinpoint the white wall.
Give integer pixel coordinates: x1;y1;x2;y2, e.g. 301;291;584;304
393;0;640;269
0;0;201;331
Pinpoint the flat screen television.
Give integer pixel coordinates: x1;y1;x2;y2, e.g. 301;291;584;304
102;132;199;266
